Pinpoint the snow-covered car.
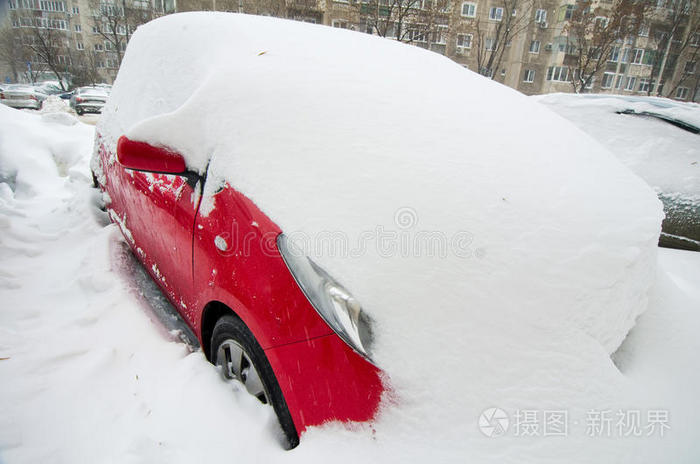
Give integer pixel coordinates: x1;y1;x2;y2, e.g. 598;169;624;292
0;84;47;110
33;81;65;96
535;94;700;251
92;13;663;453
70;86;109;115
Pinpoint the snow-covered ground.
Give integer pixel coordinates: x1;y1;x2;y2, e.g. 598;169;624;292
1;96;699;462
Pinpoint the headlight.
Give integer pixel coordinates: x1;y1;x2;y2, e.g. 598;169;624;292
277;234;374;361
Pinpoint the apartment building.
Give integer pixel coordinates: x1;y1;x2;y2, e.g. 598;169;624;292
0;0;162;85
320;0;699;101
1;0;697;101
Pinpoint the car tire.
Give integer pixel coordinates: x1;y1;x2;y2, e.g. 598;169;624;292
211;315;300;449
76;108;83;115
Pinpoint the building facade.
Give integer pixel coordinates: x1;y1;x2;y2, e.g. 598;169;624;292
1;0;698;101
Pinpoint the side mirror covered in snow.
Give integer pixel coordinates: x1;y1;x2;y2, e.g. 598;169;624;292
117;136;187;174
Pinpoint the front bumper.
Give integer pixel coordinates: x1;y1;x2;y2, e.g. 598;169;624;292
264;332;384;435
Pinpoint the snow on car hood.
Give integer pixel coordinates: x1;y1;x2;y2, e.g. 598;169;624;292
100;12;664;458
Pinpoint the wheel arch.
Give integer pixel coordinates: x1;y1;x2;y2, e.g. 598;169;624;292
200;300;242;361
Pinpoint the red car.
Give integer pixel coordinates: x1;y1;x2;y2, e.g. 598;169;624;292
93;136;384;448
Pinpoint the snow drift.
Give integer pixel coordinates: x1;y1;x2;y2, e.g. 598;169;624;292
94;12;667;460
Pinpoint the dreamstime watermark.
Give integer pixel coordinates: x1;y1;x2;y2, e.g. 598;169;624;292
477;407;671;438
212;207;485;260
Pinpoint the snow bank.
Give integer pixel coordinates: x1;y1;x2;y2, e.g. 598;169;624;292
534;93;700;199
0;104;92;193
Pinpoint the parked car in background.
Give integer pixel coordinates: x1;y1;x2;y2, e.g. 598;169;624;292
70;86;109;115
0;84;47;110
535;94;700;251
33;81;65;96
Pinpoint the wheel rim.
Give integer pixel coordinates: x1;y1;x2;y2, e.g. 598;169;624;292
215;339;269;404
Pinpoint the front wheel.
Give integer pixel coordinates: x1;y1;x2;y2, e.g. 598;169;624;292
211;315;299;449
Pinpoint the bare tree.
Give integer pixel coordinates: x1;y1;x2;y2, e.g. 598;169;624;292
23;24;71;89
68;50;103;87
412;0;451;48
240;0;287;16
88;0;154;67
647;0;700;97
470;0;535;79
0;28;29;82
564;0;649;93
359;0;423;41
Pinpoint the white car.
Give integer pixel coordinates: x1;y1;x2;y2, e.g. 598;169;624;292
0;84;47;110
70;86;109;115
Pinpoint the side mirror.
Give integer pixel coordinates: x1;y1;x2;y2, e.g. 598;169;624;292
117;136;187;174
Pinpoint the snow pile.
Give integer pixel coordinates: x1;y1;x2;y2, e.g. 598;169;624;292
1;74;699;462
0;105;92;190
534;93;700;199
39;95;72;116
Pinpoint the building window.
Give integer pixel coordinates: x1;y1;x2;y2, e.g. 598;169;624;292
639;24;649;37
615;74;623;89
76;41;84;50
684;61;696;74
632;48;644;64
609;46;620;62
489;7;504;21
564;4;574;20
331;20;349;29
74;24;81;32
595;17;609;28
535;9;547;23
92;25;99;34
72;5;79;14
485;37;497;51
546;66;569;81
529;40;540;53
456;33;472;49
434;26;448;44
523;69;535;83
620;47;630;63
94;43;103;51
675;87;689;100
601;72;615;89
638;78;653;92
624;76;636;91
461;2;476;17
691;33;699;47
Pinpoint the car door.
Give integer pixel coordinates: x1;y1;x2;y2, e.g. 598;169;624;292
104;146;202;326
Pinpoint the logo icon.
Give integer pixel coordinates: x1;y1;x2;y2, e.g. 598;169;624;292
478;407;510;437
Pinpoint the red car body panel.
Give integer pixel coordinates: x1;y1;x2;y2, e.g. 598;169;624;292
96;136;384;436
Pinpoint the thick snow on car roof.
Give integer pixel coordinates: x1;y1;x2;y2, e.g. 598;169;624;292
99;12;667;460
